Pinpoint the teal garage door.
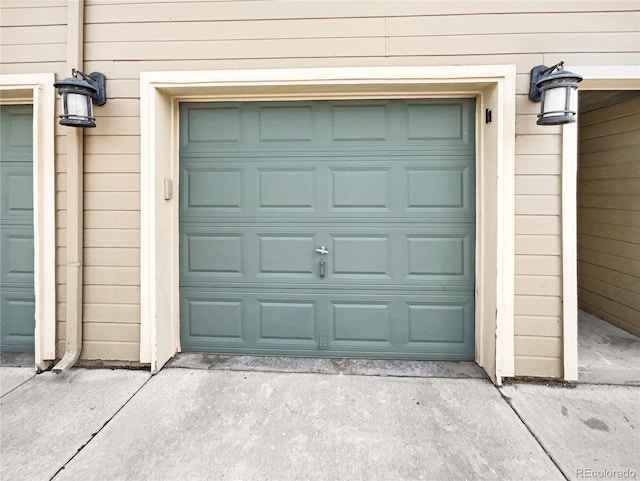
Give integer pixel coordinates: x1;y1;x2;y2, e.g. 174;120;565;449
180;99;475;359
0;105;35;352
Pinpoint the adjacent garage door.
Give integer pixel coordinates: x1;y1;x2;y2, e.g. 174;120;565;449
0;105;35;352
179;99;475;359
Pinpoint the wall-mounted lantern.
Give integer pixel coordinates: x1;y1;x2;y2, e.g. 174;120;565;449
54;69;107;128
529;62;582;126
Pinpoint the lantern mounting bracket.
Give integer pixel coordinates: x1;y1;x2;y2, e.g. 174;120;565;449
528;62;565;102
73;69;107;106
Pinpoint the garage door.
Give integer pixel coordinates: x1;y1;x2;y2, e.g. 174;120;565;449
179;99;475;359
0;105;35;352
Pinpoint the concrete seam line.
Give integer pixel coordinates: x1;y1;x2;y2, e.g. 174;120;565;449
496;386;570;481
576;381;640;388
0;375;36;399
48;374;153;481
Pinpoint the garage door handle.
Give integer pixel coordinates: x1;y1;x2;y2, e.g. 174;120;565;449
315;246;329;255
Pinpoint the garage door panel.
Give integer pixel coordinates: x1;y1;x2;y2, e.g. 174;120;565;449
0;228;35;285
180;290;474;359
330;104;390;142
1;164;33;220
258;168;317;211
182;105;242;147
406;167;469;209
0;106;33;158
181;165;244;211
406;232;473;280
258;105;314;143
407;303;470;345
407;102;466;141
181;157;474;220
180;99;475;359
181;226;474;288
257;300;317;343
182;296;245;342
258;234;317;277
183;233;244;278
331;301;393;345
330;167;390;211
331;235;392;279
180;100;474;153
0;286;35;351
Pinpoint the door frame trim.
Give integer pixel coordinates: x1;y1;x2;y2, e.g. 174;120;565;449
140;65;517;384
0;73;56;370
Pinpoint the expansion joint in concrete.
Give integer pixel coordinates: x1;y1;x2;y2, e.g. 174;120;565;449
0;375;35;399
497;387;570;481
48;374;153;481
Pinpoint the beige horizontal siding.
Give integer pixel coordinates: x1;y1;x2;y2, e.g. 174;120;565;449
83;247;140;267
83;1;640;23
387;11;640;36
57;266;139;286
0;25;67;45
389;33;638;57
85;192;140;210
515;356;562;378
84;211;140;229
516;256;562;276
86;17;385;42
578;247;640;278
515;216;560;236
6;0;638;371
0;3;67;75
1;43;66;63
0;4;67;26
578;96;640;336
86;38;388;61
56;340;140;361
515;336;562;358
84;173;140;191
515;155;561;175
515;276;562;296
84;304;140;323
82;32;640;61
515;317;562;337
85;155;141;173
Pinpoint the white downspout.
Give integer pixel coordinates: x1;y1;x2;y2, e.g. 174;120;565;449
53;0;84;373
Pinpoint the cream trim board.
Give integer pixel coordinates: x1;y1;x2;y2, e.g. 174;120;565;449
575;66;640;90
0;73;56;371
562;65;640;381
140;65;517;383
497;78;516;380
562;122;578;381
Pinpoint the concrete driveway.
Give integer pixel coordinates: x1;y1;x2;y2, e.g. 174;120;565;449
2;365;638;481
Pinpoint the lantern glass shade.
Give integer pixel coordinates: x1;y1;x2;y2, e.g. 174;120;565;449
536;70;582;126
64;92;94;126
54;74;98;128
